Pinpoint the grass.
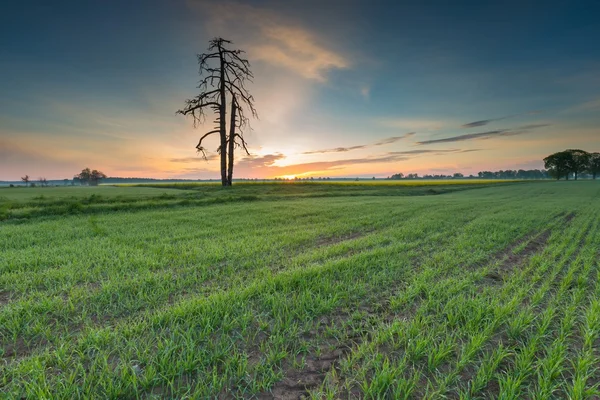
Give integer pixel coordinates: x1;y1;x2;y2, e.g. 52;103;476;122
0;180;521;222
0;185;185;202
0;180;598;398
118;178;523;188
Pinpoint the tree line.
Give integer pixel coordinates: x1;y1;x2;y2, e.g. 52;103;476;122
388;169;549;180
543;149;600;180
16;168;107;188
20;175;49;187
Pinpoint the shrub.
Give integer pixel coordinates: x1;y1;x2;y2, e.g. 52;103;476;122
67;202;84;213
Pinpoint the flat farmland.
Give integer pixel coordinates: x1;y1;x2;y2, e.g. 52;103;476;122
0;181;599;399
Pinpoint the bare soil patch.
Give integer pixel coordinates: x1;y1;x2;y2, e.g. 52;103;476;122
0;291;11;306
315;231;365;248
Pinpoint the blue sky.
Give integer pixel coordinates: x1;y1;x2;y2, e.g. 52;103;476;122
1;0;599;180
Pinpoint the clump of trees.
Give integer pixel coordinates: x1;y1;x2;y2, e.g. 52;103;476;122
477;170;549;179
75;168;107;186
543;149;599;180
177;38;257;187
390;173;421;179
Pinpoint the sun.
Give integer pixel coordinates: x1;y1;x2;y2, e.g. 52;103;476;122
278;174;296;180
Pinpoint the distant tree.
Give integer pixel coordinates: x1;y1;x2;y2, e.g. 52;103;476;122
21;175;30;187
39;177;48;187
588;152;600;180
453;173;464;179
90;170;107;185
544;151;574;180
177;38;257;187
77;168;92;185
565;149;590;180
390;173;404;180
76;168;107;186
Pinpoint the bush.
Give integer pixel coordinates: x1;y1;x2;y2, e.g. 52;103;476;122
67;202;84;213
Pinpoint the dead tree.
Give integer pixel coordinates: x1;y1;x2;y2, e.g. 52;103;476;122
227;95;252;185
177;38;256;186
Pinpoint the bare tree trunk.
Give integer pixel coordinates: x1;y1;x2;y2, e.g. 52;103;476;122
219;48;228;187
227;97;237;186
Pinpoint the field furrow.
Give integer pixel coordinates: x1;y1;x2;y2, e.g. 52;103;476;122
0;181;598;398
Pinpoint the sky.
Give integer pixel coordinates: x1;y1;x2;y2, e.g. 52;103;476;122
1;0;599;180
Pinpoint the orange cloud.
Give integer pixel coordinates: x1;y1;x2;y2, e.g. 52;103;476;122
188;0;349;81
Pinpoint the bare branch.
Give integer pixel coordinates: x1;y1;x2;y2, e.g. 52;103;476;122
234;133;251;155
195;129;221;159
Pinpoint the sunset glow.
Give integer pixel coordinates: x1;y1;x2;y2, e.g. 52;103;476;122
1;1;599;181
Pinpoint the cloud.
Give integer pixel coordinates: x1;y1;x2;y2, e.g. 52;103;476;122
190;0;349;82
303;132;415;155
417;124;550;145
387;149;481;156
461;111;543;128
236;153;286;169
303;145;367;155
461;119;501;128
233;147;479;178
373;133;416;146
377;118;447;131
239;154;410;176
252;26;349;82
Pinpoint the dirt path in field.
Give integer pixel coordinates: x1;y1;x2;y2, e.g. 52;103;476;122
0;291;11;306
253;212;575;400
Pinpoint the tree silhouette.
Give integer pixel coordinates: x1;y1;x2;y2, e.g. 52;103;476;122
177;38;256;187
589;152;600;180
544;151;574;180
76;168;107;186
39;177;48;187
21;175;30;187
565;149;590;180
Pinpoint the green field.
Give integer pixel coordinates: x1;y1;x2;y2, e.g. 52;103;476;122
1;181;599;398
0;185;183;202
0;180;521;221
